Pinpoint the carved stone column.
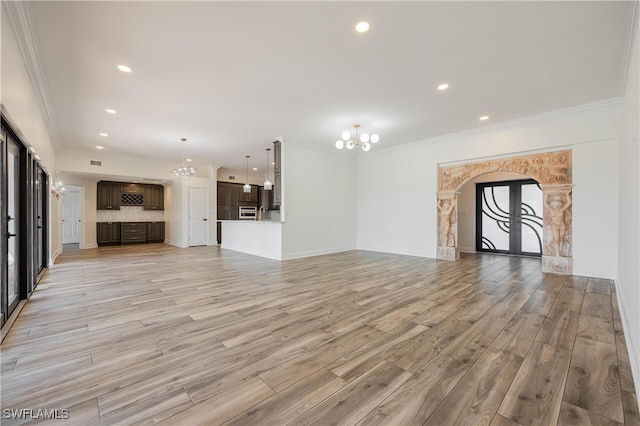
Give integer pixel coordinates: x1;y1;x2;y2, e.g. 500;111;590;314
541;184;573;274
436;190;460;261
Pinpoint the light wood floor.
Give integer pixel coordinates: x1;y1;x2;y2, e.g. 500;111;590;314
1;245;638;425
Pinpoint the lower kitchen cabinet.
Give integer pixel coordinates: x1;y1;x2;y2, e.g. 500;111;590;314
121;222;146;244
97;222;121;246
146;222;165;242
97;222;165;246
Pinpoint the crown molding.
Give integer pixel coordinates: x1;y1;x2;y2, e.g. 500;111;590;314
621;1;639;93
3;1;59;149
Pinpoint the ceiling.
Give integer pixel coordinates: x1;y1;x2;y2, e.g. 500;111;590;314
26;1;633;173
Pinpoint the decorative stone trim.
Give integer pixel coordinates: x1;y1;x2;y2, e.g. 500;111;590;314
439;150;572;191
437;150;573;274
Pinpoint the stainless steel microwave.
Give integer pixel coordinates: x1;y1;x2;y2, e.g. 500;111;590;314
239;206;257;219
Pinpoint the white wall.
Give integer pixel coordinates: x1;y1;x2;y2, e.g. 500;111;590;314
1;10;59;262
358;100;622;279
617;4;640;401
1;11;56;170
281;143;357;259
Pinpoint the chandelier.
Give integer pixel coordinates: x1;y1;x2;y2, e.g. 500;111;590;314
171;137;197;178
335;124;379;151
51;181;65;199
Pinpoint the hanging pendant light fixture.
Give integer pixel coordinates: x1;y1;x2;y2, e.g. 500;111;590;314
171;138;197;178
263;148;273;190
335;124;379;152
243;155;251;193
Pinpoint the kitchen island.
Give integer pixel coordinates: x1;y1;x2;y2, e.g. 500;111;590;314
220;220;282;260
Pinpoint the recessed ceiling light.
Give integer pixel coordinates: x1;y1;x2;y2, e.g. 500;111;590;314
105;108;117;114
117;65;132;73
252;167;258;171
479;115;490;121
96;145;104;150
272;162;275;165
186;158;192;162
355;22;370;33
437;83;449;91
99;132;108;137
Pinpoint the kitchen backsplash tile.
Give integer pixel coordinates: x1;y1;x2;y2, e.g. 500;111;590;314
97;206;164;222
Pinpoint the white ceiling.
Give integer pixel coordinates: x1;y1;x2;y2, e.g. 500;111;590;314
26;1;633;172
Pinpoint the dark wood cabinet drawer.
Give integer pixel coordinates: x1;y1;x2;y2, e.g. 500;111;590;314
121;222;147;243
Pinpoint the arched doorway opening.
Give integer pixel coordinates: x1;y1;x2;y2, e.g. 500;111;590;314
437;150;573;274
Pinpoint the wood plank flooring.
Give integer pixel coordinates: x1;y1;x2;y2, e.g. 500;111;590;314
1;245;637;425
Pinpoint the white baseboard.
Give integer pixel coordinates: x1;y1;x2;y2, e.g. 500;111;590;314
459;246;476;254
165;240;187;248
49;246;62;266
281;245;356;260
82;243;97;249
614;278;640;401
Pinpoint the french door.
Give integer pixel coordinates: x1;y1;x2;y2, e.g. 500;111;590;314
476;179;543;257
1;117;49;328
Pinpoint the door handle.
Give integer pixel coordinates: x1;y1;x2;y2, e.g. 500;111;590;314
8;233;16;238
37;226;43;229
203;218;207;221
78;220;82;222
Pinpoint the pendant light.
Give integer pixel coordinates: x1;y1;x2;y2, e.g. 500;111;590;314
243;155;251;193
264;148;273;190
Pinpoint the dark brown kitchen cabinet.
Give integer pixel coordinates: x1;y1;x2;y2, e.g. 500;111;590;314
97;182;121;210
144;185;164;210
96;222;121;246
122;183;144;194
259;186;273;211
238;185;258;203
146;222;165;242
217;183;239;220
121;222;146;244
273;141;281;207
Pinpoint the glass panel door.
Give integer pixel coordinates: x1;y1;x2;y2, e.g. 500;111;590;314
0;130;5;325
7;136;20;314
476;179;542;257
36;166;46;274
479;184;511;252
520;182;543;255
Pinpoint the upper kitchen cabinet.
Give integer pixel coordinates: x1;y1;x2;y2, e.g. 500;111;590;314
273;140;281;173
144;185;164;210
273;141;281;207
238;185;258;203
217;182;240;220
122;183;144;194
97;181;122;210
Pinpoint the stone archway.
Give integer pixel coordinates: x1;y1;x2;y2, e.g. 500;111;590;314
437;150;573;274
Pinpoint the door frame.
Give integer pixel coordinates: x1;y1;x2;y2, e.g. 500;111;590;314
475;178;542;257
61;185;83;248
188;187;209;247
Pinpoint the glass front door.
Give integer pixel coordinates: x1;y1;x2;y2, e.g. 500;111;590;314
476;179;543;257
7;135;21;315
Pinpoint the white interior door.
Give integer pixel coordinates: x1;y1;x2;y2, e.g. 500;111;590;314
189;187;208;246
62;190;81;244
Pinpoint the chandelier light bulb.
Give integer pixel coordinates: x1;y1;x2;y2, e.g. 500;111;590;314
335;124;379;152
